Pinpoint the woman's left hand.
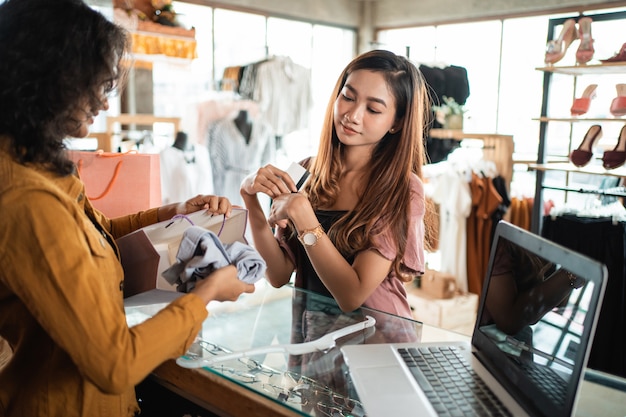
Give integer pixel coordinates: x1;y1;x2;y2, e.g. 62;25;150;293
268;192;309;229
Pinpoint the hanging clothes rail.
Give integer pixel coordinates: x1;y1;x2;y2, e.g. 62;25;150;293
428;129;514;192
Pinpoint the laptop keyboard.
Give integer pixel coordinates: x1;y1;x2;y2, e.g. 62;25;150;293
398;346;512;417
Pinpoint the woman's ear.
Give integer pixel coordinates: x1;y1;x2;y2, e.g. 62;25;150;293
390;121;403;134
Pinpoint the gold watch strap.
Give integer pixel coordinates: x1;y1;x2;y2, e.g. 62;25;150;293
297;224;324;246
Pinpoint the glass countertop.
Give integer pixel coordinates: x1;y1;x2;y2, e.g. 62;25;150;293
125;282;427;416
124;282;626;417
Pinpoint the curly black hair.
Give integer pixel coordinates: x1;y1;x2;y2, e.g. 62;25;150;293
0;0;129;175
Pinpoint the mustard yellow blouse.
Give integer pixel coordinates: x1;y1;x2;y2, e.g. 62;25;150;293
0;149;208;417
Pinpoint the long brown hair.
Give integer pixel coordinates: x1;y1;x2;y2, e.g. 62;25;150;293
303;50;430;281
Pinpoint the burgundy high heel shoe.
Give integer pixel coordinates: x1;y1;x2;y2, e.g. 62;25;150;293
569;124;602;167
602;124;626;169
576;17;594;65
600;42;626;63
545;19;577;65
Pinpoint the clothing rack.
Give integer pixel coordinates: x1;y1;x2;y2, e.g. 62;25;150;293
428;129;514;191
541;185;626;198
223;56;312;140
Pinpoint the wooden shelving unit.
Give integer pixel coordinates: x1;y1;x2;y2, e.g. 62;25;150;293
429;129;515;190
91;114;180;152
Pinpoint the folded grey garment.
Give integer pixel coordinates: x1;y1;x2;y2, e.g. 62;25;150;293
226;240;268;284
162;225;266;292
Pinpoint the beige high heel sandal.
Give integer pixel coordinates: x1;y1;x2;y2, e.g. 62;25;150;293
545;19;578;65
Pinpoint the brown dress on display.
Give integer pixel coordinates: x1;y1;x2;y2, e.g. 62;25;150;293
466;172;502;295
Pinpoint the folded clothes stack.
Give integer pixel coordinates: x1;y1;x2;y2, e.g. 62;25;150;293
162;226;267;292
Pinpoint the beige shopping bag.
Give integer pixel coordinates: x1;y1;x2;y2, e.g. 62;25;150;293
116;208;248;298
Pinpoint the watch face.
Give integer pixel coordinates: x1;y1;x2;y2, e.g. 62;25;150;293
303;232;317;245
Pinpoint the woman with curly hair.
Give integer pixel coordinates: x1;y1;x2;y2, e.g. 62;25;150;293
241;50;431;318
0;1;254;416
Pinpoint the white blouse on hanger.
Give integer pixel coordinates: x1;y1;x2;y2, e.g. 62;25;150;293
429;162;473;292
208;113;275;208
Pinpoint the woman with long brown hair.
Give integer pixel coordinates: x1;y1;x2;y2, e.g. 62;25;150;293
241;49;430;318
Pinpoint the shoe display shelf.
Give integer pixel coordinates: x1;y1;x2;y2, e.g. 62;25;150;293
529;10;626;234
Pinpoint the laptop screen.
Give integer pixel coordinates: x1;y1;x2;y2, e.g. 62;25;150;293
472;221;607;417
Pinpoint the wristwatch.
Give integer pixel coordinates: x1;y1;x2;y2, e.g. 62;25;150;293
298;224;324;247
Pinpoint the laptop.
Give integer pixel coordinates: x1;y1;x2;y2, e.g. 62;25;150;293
341;221;607;417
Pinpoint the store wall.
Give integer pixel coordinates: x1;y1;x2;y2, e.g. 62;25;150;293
184;0;360;27
373;0;626;27
187;0;626;28
185;0;626;53
93;0;626;29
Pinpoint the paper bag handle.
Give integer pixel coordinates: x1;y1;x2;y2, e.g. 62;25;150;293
76;150;137;201
169;214;195;226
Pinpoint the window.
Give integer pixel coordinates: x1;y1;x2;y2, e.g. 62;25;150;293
213;9;267;83
142;2;357;161
378;7;626;200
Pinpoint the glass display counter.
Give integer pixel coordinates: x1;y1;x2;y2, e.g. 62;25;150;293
124;282;626;417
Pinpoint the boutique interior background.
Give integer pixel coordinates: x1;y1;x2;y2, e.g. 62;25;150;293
83;1;626;263
78;0;626;227
83;0;626;261
85;0;626;174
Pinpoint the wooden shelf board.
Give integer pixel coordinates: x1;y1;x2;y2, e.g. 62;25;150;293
429;129;512;141
533;117;626;123
535;62;626;75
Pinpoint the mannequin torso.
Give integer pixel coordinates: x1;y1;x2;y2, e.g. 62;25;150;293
234;110;253;144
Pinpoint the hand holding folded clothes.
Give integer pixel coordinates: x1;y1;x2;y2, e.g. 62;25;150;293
162;225;267;292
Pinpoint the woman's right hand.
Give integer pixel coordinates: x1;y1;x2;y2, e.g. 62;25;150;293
240;164;298;199
190;265;255;304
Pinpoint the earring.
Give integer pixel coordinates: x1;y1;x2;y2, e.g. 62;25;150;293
389;128;395;134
